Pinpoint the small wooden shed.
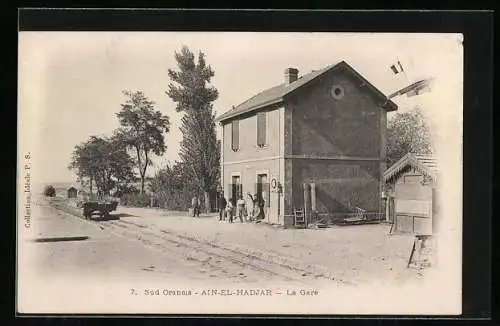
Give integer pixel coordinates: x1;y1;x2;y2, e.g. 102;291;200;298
383;153;439;234
67;186;78;199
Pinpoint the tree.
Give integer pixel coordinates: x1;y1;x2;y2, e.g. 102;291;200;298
43;185;56;197
386;107;433;166
106;134;137;196
69;137;98;194
166;46;220;213
115;91;171;194
149;161;196;210
69;135;136;197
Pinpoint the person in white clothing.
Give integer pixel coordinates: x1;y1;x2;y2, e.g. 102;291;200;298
236;196;247;223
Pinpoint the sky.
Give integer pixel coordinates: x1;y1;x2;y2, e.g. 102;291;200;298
18;32;463;185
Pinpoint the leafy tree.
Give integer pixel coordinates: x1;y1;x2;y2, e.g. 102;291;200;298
386;107;433;166
115;91;171;194
69;137;98;194
43;185;56;197
166;46;220;213
69;135;135;197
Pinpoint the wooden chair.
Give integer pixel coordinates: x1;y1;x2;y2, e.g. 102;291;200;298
294;208;306;228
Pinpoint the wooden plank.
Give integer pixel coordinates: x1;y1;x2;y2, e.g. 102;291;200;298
395;199;432;217
395;183;433;201
310;182;316;211
303;183;309;228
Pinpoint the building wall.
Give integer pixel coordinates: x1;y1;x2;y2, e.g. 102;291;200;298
222;107;283;162
222;107;286;224
223;159;284;225
291;159;381;214
286;67;385;215
290;68;383;158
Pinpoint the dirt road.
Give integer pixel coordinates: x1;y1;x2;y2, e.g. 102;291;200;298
27;198;337;286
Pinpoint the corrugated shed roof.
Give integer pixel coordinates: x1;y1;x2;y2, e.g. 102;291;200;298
384;153;439;183
216;61;397;123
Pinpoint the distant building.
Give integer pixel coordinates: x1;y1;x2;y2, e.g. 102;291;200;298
216;61;397;227
67;186;78;199
383;153;439;234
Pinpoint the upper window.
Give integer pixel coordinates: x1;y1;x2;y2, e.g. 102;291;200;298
257;112;268;148
231;120;239;151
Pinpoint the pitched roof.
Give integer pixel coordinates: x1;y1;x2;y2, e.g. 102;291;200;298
384;153;439;183
216;61;397;123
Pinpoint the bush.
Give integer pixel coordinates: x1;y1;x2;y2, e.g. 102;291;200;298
43;185;56;197
153;190;192;211
120;193;151;207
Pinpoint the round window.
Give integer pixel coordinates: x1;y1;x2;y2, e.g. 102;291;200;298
331;84;344;100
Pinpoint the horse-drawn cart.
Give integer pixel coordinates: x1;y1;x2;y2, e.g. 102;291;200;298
82;200;118;220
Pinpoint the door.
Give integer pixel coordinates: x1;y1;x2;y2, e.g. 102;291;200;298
231;176;241;206
256;174;269;219
257;174;268;201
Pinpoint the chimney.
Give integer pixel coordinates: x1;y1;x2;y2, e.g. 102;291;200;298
284;67;299;84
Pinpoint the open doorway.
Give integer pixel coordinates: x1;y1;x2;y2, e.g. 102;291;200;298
256;173;268;202
231;175;241;206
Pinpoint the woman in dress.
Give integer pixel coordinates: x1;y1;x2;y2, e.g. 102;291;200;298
246;193;254;221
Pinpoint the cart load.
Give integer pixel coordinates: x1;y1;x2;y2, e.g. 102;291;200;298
82;200;118;220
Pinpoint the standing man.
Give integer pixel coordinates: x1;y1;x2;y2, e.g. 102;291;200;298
255;193;265;222
191;195;200;217
225;199;234;223
218;193;227;221
236;195;247;223
247;193;255;221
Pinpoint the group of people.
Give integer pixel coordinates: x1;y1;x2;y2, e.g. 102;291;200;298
218;192;265;223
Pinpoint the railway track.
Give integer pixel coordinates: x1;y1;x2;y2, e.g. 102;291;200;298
49;200;337;284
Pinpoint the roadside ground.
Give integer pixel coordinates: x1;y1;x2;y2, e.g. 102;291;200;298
110;205;423;287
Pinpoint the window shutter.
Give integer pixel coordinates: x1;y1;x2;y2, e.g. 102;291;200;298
238;184;243;199
231;120;239;151
257;112;266;146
